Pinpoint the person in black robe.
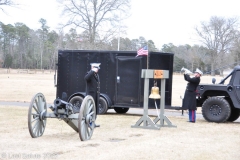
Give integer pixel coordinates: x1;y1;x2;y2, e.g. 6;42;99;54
84;63;101;127
182;68;202;123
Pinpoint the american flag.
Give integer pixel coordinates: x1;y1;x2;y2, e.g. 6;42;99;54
137;46;148;56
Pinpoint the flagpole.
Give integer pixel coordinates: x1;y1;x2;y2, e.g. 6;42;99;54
147;42;149;69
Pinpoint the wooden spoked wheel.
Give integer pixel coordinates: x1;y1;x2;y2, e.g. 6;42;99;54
28;93;47;138
78;95;96;141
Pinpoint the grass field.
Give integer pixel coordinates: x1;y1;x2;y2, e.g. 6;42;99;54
0;72;239;160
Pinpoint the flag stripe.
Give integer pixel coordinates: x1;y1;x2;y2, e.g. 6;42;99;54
137;46;148;56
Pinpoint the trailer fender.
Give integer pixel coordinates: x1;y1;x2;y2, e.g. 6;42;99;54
68;92;85;113
68;92;86;102
100;93;112;108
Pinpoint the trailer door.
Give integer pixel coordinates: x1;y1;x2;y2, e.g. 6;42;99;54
233;70;240;102
115;56;142;107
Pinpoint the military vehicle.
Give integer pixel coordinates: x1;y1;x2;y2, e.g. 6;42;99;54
196;65;240;122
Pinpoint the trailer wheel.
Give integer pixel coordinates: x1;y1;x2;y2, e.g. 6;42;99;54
202;97;231;123
69;96;83;113
114;107;129;114
227;107;240;122
99;97;108;114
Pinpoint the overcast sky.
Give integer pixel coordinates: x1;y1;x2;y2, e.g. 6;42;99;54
1;0;240;49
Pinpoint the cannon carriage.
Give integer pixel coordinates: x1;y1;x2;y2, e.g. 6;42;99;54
28;93;97;141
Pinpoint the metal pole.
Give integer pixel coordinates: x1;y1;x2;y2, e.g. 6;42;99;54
153;78;176;128
160;79;165;126
143;77;149;123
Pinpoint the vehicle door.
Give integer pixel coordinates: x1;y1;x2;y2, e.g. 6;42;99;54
233;70;240;102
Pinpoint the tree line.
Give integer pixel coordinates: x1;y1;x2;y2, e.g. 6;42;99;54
1;16;240;76
0;19;158;70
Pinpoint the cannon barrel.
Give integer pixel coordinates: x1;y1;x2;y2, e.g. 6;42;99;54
53;98;74;116
54;98;69;107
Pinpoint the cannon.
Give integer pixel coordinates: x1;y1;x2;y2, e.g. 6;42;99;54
27;93;97;141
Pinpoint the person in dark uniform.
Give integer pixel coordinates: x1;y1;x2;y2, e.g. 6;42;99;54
84;63;101;127
182;68;202;123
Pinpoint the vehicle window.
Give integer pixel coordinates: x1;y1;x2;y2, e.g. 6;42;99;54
233;71;240;85
224;75;231;84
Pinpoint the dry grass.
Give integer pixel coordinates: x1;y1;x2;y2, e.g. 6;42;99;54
0;72;239;160
0;73;56;103
0;72;227;105
0;106;240;160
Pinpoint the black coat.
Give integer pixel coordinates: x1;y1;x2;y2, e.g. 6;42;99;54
182;74;200;110
84;70;100;114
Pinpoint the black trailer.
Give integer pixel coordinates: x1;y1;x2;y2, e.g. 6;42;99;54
54;50;174;114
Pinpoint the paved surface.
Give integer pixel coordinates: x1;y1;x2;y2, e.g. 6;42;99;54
0;101;205;120
107;107;196;118
0;101;32;107
1;101;239;122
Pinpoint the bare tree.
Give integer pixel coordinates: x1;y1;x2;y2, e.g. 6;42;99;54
57;0;131;48
38;18;49;70
231;31;240;65
0;0;15;12
195;16;239;75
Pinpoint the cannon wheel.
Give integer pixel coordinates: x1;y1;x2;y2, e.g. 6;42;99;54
78;95;96;141
28;93;47;138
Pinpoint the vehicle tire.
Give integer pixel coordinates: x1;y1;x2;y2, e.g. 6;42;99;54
69;96;83;113
98;97;108;114
227;107;240;122
202;97;231;123
114;107;129;114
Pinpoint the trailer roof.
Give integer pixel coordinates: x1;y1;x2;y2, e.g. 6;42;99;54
58;50;174;55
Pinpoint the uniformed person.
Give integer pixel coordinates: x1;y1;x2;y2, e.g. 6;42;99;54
182;68;202;123
84;63;101;127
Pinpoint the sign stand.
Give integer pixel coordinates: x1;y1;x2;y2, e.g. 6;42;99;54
131;69;176;130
